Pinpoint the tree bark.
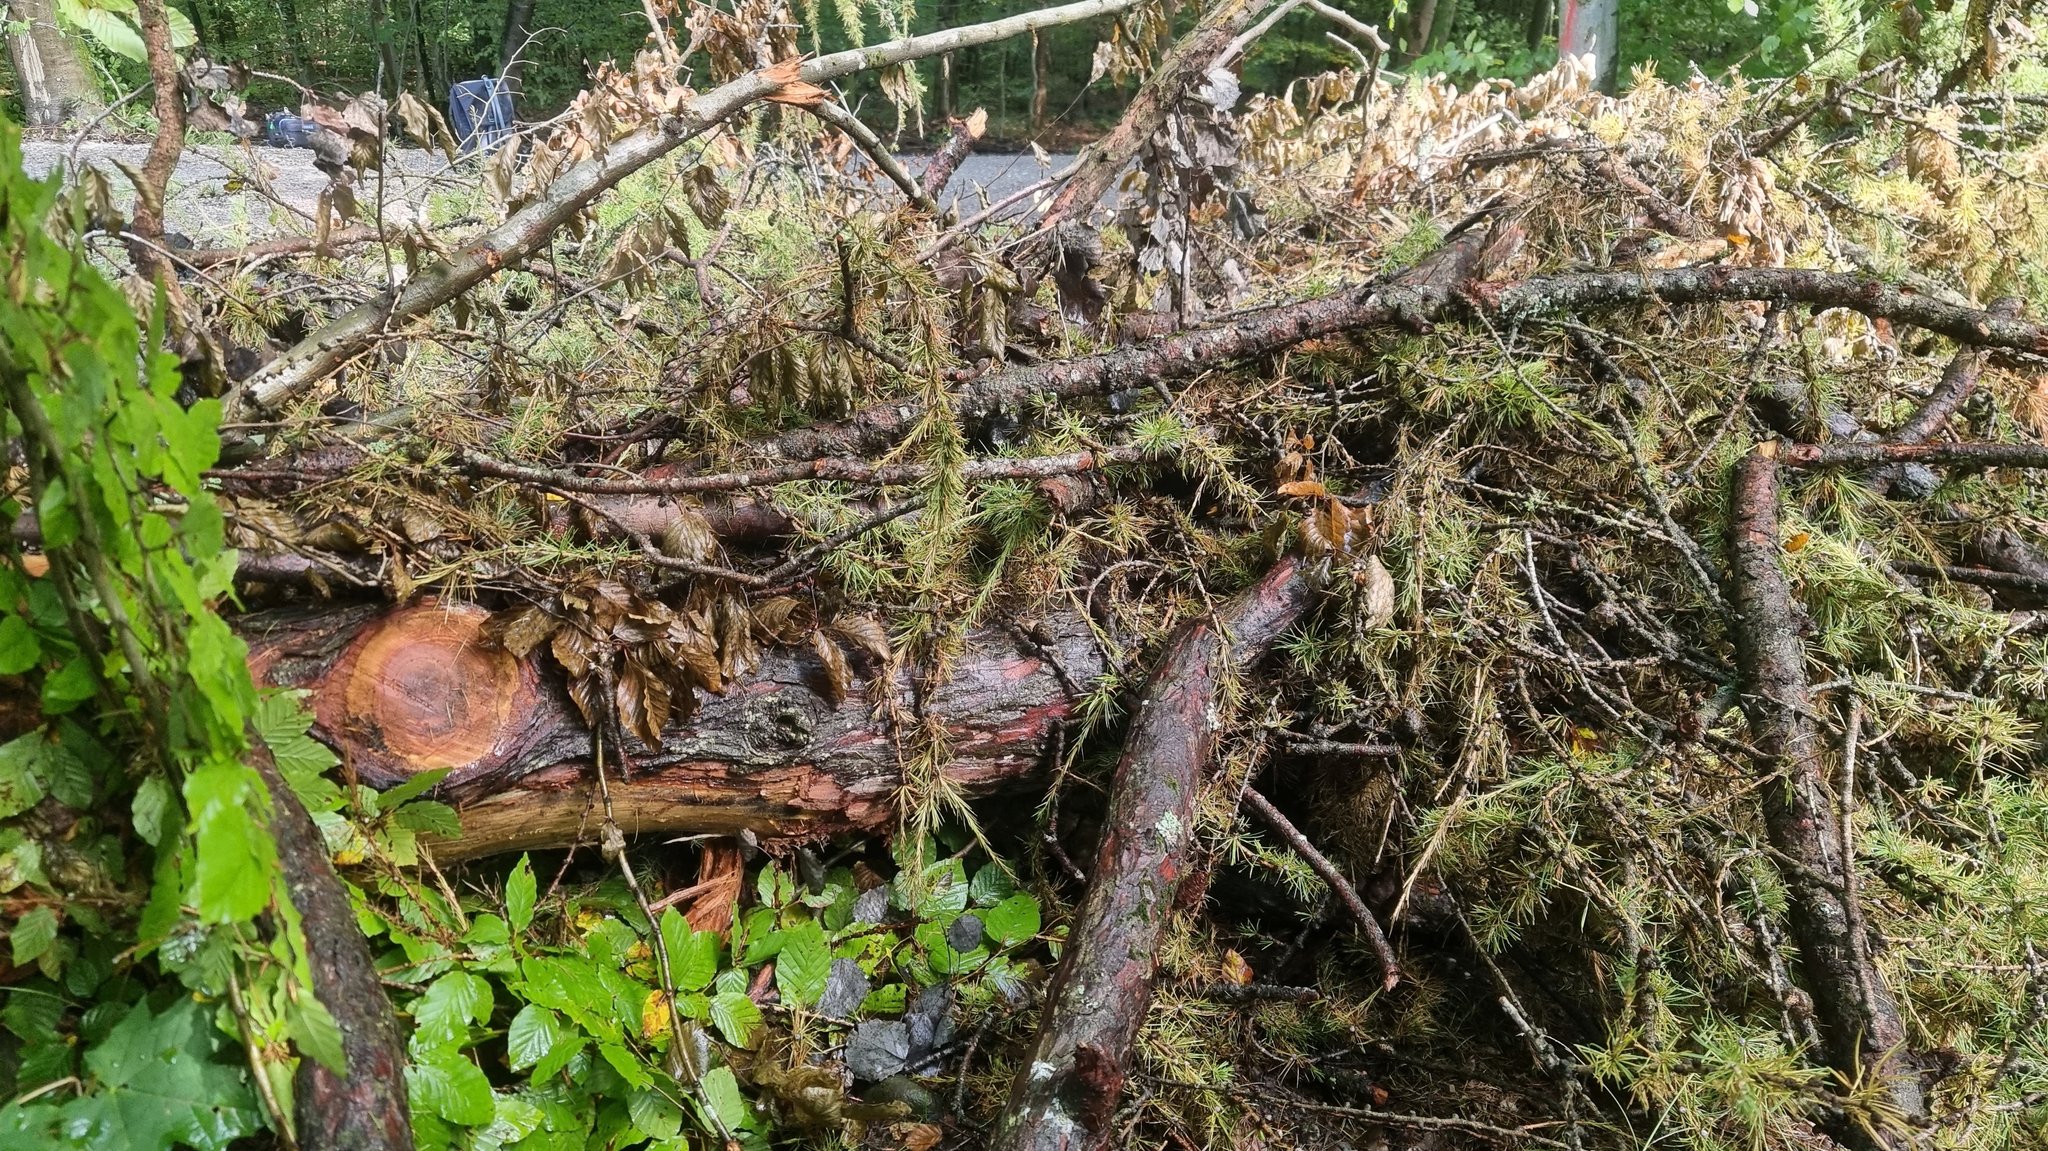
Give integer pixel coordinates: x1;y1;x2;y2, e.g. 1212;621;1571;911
252;744;413;1151
242;600;1105;860
4;0;104;128
1557;0;1617;90
994;557;1319;1151
920;107;988;202
130;0;185;279
1397;0;1440;63
1728;446;1925;1143
1030;0;1271;239
1030;29;1050;131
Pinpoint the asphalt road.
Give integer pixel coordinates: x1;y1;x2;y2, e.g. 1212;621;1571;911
17;139;1078;243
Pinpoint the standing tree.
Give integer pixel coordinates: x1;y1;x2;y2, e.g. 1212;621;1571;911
3;0;103;126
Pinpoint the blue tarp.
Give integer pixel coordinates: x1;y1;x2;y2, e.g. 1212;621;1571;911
449;79;515;155
264;111;319;149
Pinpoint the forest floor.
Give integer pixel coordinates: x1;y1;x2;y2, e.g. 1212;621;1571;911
17;139;1083;241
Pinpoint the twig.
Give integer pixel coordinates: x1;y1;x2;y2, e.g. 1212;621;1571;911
808;99;938;213
1282;736;1402;758
758;496;928;588
1240;787;1400;990
460;443;1146;496
1782;440;2048;471
1259;1095;1573;1150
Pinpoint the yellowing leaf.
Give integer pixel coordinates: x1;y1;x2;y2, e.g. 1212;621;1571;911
640;990;672;1039
1221;949;1254;985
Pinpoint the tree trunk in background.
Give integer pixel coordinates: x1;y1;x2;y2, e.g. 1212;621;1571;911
1558;0;1617;89
1430;0;1461;52
1524;0;1551;49
1030;29;1050;131
1397;0;1440;63
5;0;104;127
499;0;536;107
275;0;312;85
368;0;399;98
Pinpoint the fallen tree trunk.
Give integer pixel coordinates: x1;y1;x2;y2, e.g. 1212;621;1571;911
994;556;1319;1151
243;600;1103;859
1728;445;1925;1143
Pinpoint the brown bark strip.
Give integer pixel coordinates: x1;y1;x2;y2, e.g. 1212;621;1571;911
994;556;1319;1151
243;601;1104;858
1889;297;2024;445
1241;786;1400;988
251;744;413;1150
130;0;187;281
180;227;382;269
1781;441;2048;471
919;108;988;202
1889;560;2048;596
1728;445;1924;1141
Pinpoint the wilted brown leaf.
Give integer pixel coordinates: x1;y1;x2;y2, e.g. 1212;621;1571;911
753;595;808;643
487;604;560;658
828;614;892;666
812;630;852;708
616;657;672;747
1360;554;1396;630
1277;479;1328;499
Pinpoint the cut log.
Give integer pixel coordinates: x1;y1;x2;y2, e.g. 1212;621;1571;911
994;556;1319;1151
243;601;1103;860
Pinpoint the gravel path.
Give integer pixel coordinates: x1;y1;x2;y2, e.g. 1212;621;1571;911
17;139;1081;244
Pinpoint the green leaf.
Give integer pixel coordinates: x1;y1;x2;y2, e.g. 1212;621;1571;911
626;1087;683;1140
506;1003;570;1072
376;768;451;812
163;4;196;49
57;997;262;1151
39;655;94;712
392;800;460;838
286;994;347;1074
131;774;172;847
76;6;147;61
505;855;536;933
10;906;58;965
700;1066;749;1134
774;920;830;1008
37;740;91;808
969;863;1016;907
0;736;47;820
406;1051;496;1125
662;912;718;992
708;990;761;1048
982;892;1041;946
410;970;492;1052
184;761;275;923
597;1041;651;1089
0;615;42;674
